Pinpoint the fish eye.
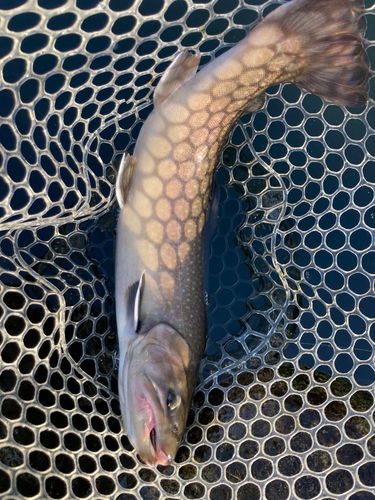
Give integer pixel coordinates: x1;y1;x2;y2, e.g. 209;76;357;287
166;391;181;411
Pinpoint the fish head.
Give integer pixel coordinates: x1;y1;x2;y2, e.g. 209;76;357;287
120;322;193;466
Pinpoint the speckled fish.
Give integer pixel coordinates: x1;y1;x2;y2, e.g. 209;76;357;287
115;0;369;466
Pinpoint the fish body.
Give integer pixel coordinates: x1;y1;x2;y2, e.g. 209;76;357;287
115;0;369;466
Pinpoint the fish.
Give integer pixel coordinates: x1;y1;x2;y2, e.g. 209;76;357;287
115;0;369;466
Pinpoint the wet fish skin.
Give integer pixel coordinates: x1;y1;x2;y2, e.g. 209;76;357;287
115;0;369;466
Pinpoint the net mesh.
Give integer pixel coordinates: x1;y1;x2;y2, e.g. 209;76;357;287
0;0;375;499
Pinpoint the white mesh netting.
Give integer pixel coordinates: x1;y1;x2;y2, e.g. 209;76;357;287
0;0;375;499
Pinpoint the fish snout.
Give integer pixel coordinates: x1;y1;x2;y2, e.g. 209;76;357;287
155;449;173;465
153;431;180;465
142;448;172;466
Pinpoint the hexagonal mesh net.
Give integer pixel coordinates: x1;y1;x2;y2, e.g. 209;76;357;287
0;0;375;499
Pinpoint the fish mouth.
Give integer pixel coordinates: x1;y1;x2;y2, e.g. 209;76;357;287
147;426;171;466
142;422;172;466
149;427;157;453
140;376;173;466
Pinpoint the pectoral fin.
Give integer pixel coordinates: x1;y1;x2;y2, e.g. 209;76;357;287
127;271;145;334
154;52;200;106
116;153;137;209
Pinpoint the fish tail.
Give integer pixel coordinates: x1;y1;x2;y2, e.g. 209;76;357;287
267;0;369;107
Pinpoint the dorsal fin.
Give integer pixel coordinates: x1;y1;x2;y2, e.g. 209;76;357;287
115;153;137;209
203;183;220;292
154;52;200;106
242;92;266;116
126;271;145;334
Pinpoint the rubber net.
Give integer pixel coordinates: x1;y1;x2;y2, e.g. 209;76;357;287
0;0;375;499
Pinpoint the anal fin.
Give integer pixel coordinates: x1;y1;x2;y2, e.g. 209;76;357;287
154;52;200;106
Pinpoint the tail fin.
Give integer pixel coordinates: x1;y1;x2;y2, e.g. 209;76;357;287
267;0;369;107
